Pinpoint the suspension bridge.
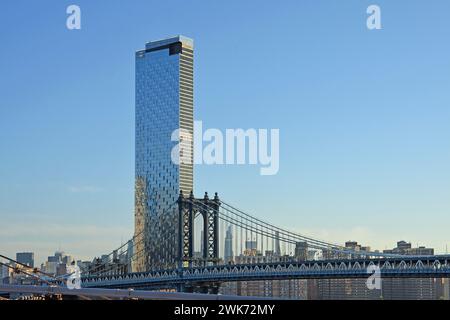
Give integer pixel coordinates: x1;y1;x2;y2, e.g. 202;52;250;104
76;191;450;292
2;191;449;298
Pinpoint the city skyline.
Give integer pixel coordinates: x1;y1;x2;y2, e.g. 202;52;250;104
1;1;450;264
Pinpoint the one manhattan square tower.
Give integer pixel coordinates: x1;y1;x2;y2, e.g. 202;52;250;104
134;36;194;271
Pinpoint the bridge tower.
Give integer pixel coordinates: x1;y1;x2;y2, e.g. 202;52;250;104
178;191;221;268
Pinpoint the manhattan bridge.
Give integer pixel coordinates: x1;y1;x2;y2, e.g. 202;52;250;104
86;36;450;295
2;191;450;298
73;190;450;294
2;36;450;299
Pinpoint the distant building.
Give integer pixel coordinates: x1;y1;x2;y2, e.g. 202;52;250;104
1;264;12;284
44;261;58;275
383;241;434;256
224;226;234;264
397;240;412;252
101;255;111;264
310;278;378;300
47;251;65;264
265;250;274;257
16;252;34;268
244;240;258;257
311;240;440;300
322;241;369;260
443;279;450;300
345;241;360;251
343;241;374;259
308;277;450;300
54;251;65;262
408;247;434;256
345;241;360;259
77;260;92;272
221;279;308;299
56;264;68;276
322;247;339;260
62;255;74;265
43;251;78;276
307;250;318;261
274;232;281;256
246;240;257;250
47;256;59;263
361;246;371;253
294;242;308;261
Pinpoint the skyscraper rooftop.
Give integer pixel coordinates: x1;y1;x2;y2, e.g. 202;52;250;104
144;35;194;51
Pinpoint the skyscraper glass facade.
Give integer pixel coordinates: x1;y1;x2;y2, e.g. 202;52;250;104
134;36;194;271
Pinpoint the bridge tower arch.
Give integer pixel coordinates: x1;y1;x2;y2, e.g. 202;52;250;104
178;191;221;268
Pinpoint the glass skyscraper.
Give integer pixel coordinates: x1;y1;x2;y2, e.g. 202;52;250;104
16;252;34;268
134;36;194;271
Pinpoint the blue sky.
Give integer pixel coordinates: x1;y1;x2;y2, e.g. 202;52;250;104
1;0;450;264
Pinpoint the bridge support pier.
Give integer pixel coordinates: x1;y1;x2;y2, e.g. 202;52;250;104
178;191;221;268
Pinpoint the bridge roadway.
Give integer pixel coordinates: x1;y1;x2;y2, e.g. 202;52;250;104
82;255;450;290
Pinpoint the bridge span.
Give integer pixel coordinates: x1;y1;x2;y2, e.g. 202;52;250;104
82;255;450;290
